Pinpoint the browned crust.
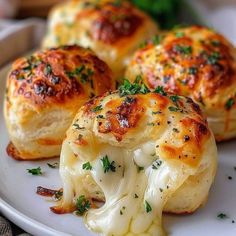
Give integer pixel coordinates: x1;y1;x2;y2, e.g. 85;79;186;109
6;142;59;161
129;25;236;110
90;1;143;44
97;96;145;141
6;45;114;109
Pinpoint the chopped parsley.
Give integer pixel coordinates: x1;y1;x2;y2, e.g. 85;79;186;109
207;51;221;65
170;95;180;103
154;86;167;96
75;195;91;215
27;167;42;176
173;128;179;133
211;40;220;47
92;105;103;112
175;45;192;55
73;124;85;130
82;162;92;170
152;160;162;170
137;166;144;172
152;35;163;45
139;41;148;49
54;189;63;200
188;67;198;75
17;76;25;80
175;31;185;38
225;98;235;110
147;122;155;126
44;64;52;76
119;76;150;97
96;114;105;119
168;106;180;112
113;0;122;7
47;162;59;169
217;213;228;220
152;110;162;115
101;155;116;173
145;200;152;213
66;65;93;84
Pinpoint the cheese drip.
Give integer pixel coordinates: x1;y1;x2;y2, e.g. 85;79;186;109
60;141;192;236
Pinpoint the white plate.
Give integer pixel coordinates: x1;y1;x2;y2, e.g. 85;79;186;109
0;64;236;236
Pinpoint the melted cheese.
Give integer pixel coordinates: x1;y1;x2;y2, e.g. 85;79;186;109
57;92;217;235
60;140;196;235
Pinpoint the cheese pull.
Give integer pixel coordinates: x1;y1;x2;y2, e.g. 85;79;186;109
56;90;217;235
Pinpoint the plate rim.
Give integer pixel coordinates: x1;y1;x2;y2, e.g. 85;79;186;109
0;198;70;236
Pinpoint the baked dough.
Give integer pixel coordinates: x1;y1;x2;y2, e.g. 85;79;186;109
53;84;217;235
4;45;115;160
126;26;236;141
42;0;158;82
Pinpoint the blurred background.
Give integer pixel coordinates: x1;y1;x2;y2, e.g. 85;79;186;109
0;0;236;29
0;0;235;66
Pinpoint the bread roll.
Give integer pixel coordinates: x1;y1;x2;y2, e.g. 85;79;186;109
4;45;115;160
42;0;158;82
126;26;236;141
52;80;217;235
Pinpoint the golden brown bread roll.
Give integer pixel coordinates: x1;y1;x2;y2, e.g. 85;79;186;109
53;79;217;235
4;45;115;160
125;25;236;141
42;0;158;82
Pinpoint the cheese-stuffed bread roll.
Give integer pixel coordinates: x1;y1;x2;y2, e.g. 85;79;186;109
4;45;115;160
42;0;158;82
53;80;217;235
126;26;236;141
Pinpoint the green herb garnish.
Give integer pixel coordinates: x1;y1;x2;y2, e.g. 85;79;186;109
175;31;184;38
145;200;152;213
173;128;179;133
175;45;192;55
118;76;150;97
211;40;220;47
82;162;92;170
152;35;163;45
66;65;93;84
152;110;162;115
73;124;85;130
27;167;42;176
225;98;235;110
101;155;116;173
168;106;180;112
54;189;63;200
207;51;221;65
44;64;52;75
75;195;91;215
92;105;103;112
47;163;59;169
170;95;180;103
154;86;167;96
217;213;228;220
188;67;198;75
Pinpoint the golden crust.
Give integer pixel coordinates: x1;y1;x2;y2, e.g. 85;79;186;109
126;26;236;141
6;45;114;109
67;91;210;169
56;90;217;234
4;45;115;160
42;0;158;80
